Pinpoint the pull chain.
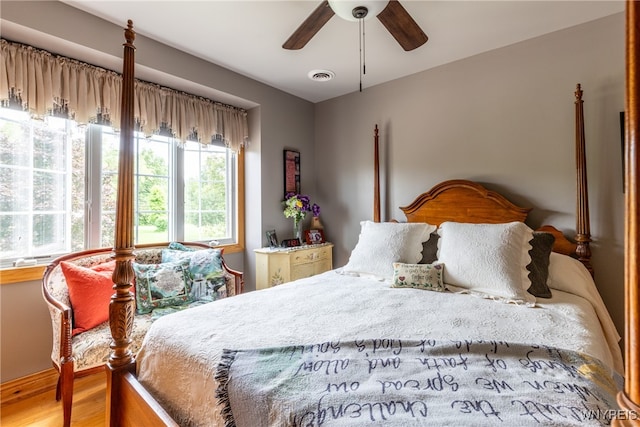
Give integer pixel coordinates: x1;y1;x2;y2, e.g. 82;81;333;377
359;18;366;92
359;18;363;92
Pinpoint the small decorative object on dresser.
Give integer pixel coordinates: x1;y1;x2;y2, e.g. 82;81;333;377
305;229;325;245
254;243;333;289
310;203;323;229
265;230;278;248
281;238;301;248
310;216;323;230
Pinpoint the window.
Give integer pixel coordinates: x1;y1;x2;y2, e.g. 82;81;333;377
0;108;241;268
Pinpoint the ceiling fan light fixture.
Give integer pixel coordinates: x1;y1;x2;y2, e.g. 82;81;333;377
308;69;335;82
327;0;389;22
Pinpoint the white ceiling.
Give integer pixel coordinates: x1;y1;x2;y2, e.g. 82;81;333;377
55;1;625;103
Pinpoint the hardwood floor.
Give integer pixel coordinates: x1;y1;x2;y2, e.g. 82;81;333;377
1;372;105;426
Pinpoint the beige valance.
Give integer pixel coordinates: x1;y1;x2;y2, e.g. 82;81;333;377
0;39;248;151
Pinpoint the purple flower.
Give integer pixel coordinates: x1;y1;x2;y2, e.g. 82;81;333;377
312;203;320;217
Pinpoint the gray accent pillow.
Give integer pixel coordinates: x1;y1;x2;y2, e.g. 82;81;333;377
419;232;440;264
527;232;555;298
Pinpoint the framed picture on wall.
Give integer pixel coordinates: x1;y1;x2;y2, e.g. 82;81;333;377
284;149;300;197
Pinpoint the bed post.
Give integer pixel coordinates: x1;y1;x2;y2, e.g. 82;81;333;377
574;84;593;276
616;0;640;424
374;124;381;222
105;20;137;426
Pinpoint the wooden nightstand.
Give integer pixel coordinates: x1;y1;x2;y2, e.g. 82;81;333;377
254;243;333;290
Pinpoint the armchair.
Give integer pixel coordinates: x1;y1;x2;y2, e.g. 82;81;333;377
41;242;243;427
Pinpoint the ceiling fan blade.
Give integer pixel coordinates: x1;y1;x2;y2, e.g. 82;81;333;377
283;1;335;50
377;0;428;51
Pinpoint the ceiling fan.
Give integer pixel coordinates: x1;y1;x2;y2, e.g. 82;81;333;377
283;0;428;51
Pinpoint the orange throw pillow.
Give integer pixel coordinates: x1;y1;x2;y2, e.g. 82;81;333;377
91;260;116;274
60;261;116;336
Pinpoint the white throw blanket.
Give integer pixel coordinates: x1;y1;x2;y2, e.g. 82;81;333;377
215;339;622;426
136;270;623;426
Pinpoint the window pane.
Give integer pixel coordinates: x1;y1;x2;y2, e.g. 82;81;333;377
0;166;30;211
100;129;119;247
136;137;170;243
101;132;120;174
33;171;65;211
32;213;66;254
70;132;86;252
101;213;116;248
137;175;169;238
137;212;169;243
33;119;66;171
101;173;118;213
0;214;28;257
184;141;230;241
0;111;31;167
0;108;85;263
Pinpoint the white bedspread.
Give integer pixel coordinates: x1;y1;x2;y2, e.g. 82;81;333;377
136;270;623;427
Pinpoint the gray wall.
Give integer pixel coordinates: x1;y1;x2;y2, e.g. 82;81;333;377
0;3;626;382
315;13;625;344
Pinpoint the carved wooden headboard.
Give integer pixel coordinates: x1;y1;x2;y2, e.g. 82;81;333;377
399;179;530;225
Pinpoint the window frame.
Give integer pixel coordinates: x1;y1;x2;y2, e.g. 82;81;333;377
0;113;245;276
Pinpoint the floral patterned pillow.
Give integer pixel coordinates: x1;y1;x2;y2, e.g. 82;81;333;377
167;241;196;252
161;248;226;302
392;262;446;292
133;259;192;314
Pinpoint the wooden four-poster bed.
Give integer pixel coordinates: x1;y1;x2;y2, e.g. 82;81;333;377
104;3;640;425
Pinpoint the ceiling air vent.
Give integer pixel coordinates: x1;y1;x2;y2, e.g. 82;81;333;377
308;69;335;82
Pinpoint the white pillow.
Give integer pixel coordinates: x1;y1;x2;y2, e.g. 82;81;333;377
547;252;617;325
437;221;535;306
547;252;595;295
339;221;436;280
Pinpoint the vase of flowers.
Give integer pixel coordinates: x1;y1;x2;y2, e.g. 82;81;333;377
283;193;311;242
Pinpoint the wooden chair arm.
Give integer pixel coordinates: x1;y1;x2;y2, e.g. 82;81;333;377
221;258;244;295
42;263;74;365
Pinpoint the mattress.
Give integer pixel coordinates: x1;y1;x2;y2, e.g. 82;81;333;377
136;253;623;426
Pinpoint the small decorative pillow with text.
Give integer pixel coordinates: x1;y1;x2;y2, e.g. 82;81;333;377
437;221;536;306
133;258;192;314
61;261;116;336
339;221;436;280
392;262;446;292
161;248;226;301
